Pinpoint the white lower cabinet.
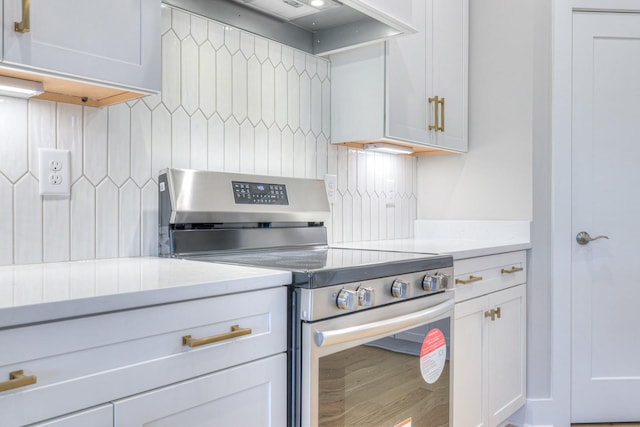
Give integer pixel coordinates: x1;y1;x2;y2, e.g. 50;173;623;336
114;353;287;427
453;254;527;427
27;405;113;427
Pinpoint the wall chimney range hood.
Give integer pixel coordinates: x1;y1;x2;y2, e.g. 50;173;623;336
162;0;416;56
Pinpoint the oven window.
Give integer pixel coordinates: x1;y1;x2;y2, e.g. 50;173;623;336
318;318;450;427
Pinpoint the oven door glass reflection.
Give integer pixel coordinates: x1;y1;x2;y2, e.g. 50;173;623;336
317;318;450;427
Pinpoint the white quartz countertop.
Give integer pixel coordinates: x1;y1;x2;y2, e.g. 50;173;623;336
0;257;291;328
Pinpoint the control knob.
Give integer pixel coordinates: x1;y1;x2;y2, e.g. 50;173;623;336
357;287;375;307
336;289;356;310
422;273;450;292
391;279;409;298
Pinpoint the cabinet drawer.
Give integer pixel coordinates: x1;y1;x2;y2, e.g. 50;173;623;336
453;251;526;302
0;286;287;427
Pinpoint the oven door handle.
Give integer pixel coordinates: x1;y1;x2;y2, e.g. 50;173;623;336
314;299;454;348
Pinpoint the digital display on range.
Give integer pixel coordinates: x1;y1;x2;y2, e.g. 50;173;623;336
232;181;289;205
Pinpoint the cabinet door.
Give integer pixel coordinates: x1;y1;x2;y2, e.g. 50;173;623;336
453;295;488;427
27;404;113;427
431;0;468;151
3;0;160;92
114;354;287;427
487;284;526;426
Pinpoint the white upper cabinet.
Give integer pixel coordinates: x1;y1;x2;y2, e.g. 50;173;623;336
331;0;468;155
1;0;160;106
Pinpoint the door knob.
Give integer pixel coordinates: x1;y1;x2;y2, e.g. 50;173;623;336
576;231;609;245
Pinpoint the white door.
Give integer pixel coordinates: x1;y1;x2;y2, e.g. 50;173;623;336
571;11;640;423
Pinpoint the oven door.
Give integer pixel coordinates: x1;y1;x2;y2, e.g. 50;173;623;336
301;294;454;427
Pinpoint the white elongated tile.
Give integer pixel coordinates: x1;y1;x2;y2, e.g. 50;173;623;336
162;31;181;112
281;128;294;177
352;193;362;242
172;8;191;40
332;192;343;243
361;193;371;241
268;41;281;66
268;125;281;176
322;79;331;137
306;55;317;78
107;103;131;186
131;102;152;186
96;179;119;259
119;180;141;257
305;133;316;179
0;176;13;265
409;196;417;237
281;46;293;70
254;123;268;175
299;73;311;134
151;104;171;177
232;52;248;122
181;36;200;115
142;93;162;113
83;107;108;185
171;108;190;169
316;135;328;179
208;114;224;171
347;148;357;194
317;58;328;81
190;111;208;170
386;197;395;240
337;146;348;193
240;32;255;58
311;76;322;136
374;153;387;195
28;99;55;180
370;193;379;240
294;50;306;74
161;4;172;34
0;96;28;182
401;196;410;238
274;64;287;130
366;151;376;194
287;69;300;131
239;121;255;174
216;47;233;120
247;56;262;126
377;193;387;240
199;42;216;118
255;36;268;63
191;14;208;44
43;197;70;263
224;118;240;173
356;150;367;195
142;181;158;256
293;130;305;178
261;61;275;126
70;177;95;260
14;174;42;264
225;27;240;54
394;195;402;238
343;192;355;243
208;20;225;49
57;103;83;183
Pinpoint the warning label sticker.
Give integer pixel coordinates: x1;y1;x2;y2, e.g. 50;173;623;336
419;328;447;384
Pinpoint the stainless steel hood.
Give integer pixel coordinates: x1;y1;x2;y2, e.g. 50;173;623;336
162;0;417;56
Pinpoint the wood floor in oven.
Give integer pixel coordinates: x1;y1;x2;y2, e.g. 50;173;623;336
318;345;449;427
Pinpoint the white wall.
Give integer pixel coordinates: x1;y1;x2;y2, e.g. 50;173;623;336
0;5;417;266
416;0;533;221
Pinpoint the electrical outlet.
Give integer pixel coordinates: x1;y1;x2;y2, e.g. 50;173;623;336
385;179;396;207
39;148;71;196
324;174;337;205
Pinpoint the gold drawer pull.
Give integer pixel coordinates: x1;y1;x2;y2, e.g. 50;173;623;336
501;266;524;274
455;275;483;285
14;0;31;33
484;307;502;321
0;370;37;392
182;325;252;348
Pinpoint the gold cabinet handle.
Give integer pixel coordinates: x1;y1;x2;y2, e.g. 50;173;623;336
455;275;483;285
182;325;252;348
428;96;439;131
0;370;37;392
14;0;31;33
439;97;445;132
495;307;501;319
484;307;501;321
501;266;524;274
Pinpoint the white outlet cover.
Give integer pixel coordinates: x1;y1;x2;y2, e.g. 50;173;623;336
385;179;396;207
324;174;337;205
39;148;71;196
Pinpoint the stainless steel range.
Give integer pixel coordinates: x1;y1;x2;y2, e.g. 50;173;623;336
159;168;454;427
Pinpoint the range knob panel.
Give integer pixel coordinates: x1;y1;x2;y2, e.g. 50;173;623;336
336;289;356;310
422;272;452;292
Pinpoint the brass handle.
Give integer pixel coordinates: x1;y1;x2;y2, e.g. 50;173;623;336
182;325;252;348
438;97;445;132
428;96;445;132
455;275;483;285
428;96;439;131
501;266;524;274
14;0;30;33
484;308;501;321
495;307;501;319
0;370;37;392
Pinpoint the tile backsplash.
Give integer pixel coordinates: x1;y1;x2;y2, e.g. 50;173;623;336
0;5;417;266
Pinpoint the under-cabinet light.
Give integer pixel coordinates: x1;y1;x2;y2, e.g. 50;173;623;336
363;142;414;155
0;76;45;99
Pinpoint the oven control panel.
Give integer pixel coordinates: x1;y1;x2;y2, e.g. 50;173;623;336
232;181;289;205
